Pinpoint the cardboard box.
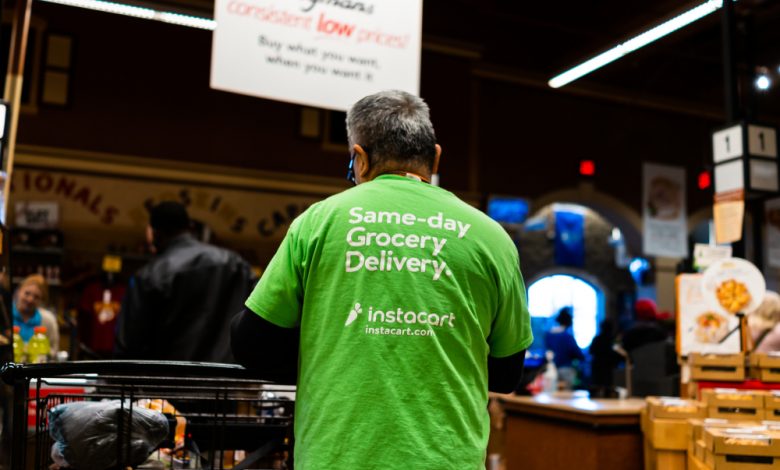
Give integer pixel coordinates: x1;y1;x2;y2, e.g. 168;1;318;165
695;438;707;462
644;442;686;470
691;353;746;381
704;447;715;469
758;368;780;383
688;452;711;470
764;409;780;421
765;392;780;410
646;417;691;450
748;354;761;380
755;353;780;368
693;366;746;381
702;389;766;409
647;396;707;420
691;419;764;445
709;406;763;421
655;450;686;470
692;353;746;367
690;418;706;443
712;453;779;469
751;354;780;383
703;428;780;457
749;354;761;369
643;437;653;470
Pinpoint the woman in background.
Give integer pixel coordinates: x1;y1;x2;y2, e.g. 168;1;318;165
544;307;584;389
12;274;59;355
748;290;780;353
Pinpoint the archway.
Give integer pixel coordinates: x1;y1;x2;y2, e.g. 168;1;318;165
527;272;605;354
532;184;642;255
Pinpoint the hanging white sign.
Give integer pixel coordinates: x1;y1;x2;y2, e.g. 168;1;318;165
211;0;423;111
642;163;688;258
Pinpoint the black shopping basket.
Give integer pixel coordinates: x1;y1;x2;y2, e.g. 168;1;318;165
1;360;294;470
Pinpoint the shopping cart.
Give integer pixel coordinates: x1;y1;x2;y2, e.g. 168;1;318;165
1;361;295;470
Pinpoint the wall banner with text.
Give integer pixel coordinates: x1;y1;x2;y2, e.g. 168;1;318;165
211;0;423;111
9;168;325;243
643;163;688;258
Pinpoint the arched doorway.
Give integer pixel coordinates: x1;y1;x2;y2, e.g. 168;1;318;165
527;273;605;354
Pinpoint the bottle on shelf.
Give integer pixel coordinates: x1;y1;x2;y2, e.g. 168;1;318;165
27;326;51;364
12;326;26;363
542;350;558;394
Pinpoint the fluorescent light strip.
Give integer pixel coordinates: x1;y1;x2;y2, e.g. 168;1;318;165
549;0;724;88
36;0;216;30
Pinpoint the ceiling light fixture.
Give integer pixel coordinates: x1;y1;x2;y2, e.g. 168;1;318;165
549;0;726;88
755;74;771;91
36;0;216;30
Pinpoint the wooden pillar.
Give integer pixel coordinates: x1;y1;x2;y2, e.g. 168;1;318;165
2;0;33;217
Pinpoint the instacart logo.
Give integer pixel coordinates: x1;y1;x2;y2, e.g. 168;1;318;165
344;302;456;329
345;303;363;326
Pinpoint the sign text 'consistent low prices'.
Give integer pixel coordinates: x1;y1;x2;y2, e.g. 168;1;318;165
211;0;423;111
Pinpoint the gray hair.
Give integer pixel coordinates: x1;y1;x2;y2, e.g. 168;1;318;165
346;90;437;170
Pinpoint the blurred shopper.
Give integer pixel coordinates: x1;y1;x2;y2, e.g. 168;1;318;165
115;201;254;362
78;272;126;358
748;290;780;353
621;298;667;352
589;319;621;397
544;307;584;389
232;90;533;469
13;274;59;354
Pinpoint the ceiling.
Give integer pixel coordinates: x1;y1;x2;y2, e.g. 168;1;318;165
107;0;780;123
419;0;780;122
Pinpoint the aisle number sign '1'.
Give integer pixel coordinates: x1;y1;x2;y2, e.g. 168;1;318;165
711;122;779;244
210;0;423;111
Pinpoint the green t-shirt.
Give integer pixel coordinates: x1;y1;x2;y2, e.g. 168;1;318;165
246;174;533;470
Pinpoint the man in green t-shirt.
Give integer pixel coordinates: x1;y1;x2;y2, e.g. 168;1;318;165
232;90;533;470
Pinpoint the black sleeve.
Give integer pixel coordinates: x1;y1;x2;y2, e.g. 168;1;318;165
488;350;526;393
231;307;299;384
114;275;153;359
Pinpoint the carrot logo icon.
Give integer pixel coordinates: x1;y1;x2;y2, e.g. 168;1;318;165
345;303;362;326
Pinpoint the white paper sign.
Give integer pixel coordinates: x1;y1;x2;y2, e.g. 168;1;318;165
750;159;779;192
713;124;743;163
714;159;744;194
693;244;732;271
643;163;688;258
678;274;740;356
15;201;59;228
766;198;780;268
211;0;423;111
748;125;778;158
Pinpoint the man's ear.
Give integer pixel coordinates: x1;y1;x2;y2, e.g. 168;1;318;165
431;144;442;174
146;225;158;254
353;144;371;182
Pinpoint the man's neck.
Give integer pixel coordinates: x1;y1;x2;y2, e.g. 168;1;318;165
155;232;192;253
372;166;431;182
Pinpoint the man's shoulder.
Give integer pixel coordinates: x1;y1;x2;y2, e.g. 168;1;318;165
181;239;249;269
136;240;247;280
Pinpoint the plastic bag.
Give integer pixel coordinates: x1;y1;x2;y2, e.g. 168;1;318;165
48;400;169;470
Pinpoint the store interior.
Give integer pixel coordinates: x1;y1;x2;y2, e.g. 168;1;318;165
2;0;780;469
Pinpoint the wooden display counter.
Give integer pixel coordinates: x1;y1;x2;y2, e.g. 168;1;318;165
497;394;646;470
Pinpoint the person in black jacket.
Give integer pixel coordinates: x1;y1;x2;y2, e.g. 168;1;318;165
115;201;255;362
